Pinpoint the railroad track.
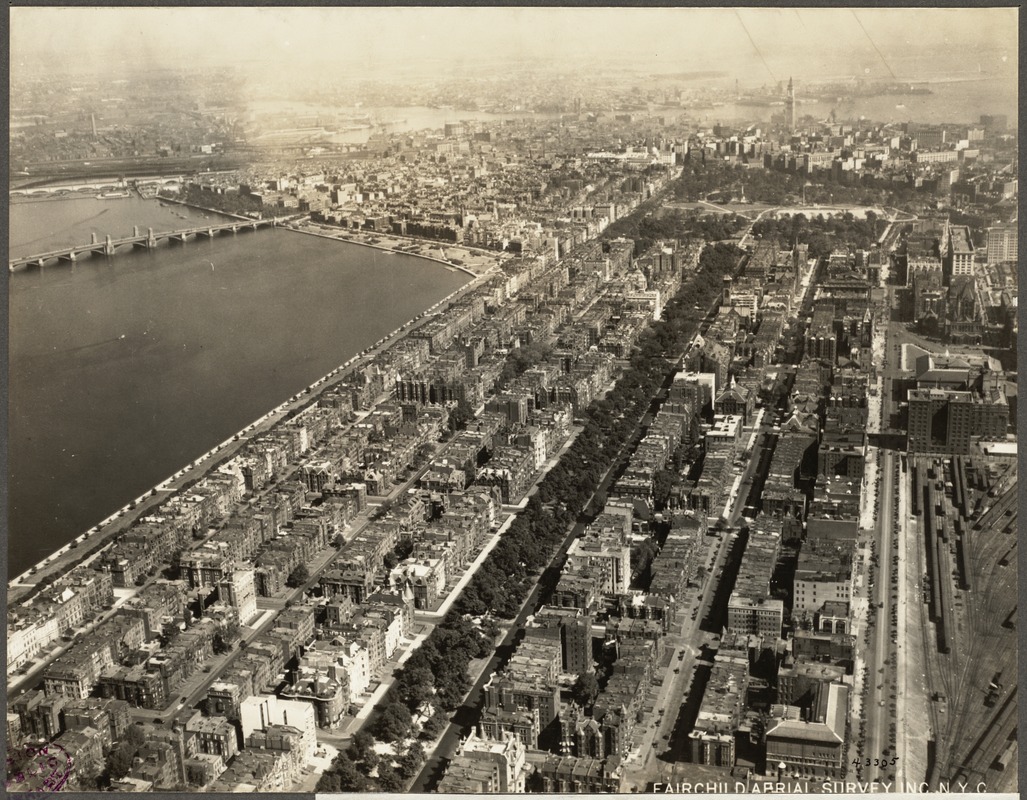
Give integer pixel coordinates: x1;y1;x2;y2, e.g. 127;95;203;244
911;463;946;784
925;462;1018;786
950;686;1017;786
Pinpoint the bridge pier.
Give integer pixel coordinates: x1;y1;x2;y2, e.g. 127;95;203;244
10;220;274;272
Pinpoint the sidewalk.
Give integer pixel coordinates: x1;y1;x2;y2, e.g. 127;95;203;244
417;422;583;621
336;628;433;737
742;408;765;453
416;513;514;622
325;422;587;737
893;457;908;785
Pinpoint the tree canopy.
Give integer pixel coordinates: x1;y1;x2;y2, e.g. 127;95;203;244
571;673;600;709
372;701;413;743
285;564;310;588
316;751;369;793
448;398;476;433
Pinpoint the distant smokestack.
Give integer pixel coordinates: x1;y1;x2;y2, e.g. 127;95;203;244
91;113;97;138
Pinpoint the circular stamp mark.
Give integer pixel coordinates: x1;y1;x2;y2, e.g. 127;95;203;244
6;741;74;795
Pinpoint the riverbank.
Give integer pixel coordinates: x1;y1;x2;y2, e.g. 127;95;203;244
287;218;501;278
8;246;499;604
158;194;263;223
9;192;122;204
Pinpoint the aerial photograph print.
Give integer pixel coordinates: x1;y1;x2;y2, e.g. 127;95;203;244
5;5;1020;796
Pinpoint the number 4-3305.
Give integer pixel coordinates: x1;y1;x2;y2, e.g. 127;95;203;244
853;757;898;767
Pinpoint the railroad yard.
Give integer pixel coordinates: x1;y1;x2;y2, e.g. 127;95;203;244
909;453;1018;791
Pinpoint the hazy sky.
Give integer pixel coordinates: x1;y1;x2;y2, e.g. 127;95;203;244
11;6;1019;84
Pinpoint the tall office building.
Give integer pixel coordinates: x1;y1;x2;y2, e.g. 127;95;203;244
907;373;1008;454
986;225;1017;264
944;224;975;284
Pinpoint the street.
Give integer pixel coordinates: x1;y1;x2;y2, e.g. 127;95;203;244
617;529;736;790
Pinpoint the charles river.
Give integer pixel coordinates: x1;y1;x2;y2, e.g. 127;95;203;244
8;195;469;576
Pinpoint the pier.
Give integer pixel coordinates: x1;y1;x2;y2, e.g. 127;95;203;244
9;218;278;271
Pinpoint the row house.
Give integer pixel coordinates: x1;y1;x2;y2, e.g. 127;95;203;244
118;520;191;568
413;527;472;578
181;547;234;590
552;564;606;614
482;671;561;750
100;541;163;588
647;535;704;615
688;452;731;515
327;616;390;681
388;557;447;610
63;696;132;753
42;614;146;700
12;690;69;741
762;433;817;519
206;749;282;792
295;637;365;710
98;663;170;710
475;445;535;504
320;565;373;605
591;665;651;756
206;676;250;722
280;668;349;730
100;618;221;709
271;605;317;660
55;726;106;789
26;568;114;647
525;752;620;793
437;730;528;793
806;477;861;545
120;580;188;639
184;712;239;765
688;652;750;768
240;444;286;491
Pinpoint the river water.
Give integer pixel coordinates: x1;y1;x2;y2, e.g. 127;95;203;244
8;198;468;575
9;194;216;259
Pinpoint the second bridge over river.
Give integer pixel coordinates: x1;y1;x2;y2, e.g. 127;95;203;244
10;218;279;271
